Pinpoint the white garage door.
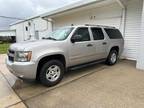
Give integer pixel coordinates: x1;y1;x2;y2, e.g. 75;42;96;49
53;2;122;30
90;2;122;30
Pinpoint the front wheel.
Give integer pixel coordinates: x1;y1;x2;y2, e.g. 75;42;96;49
39;60;64;87
106;50;118;65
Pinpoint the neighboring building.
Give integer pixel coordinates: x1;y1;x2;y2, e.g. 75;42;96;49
10;16;52;42
10;0;144;70
0;30;16;42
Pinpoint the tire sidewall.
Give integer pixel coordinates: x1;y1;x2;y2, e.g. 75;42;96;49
40;60;64;87
107;50;118;65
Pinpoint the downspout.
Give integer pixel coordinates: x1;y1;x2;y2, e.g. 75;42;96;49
116;0;126;37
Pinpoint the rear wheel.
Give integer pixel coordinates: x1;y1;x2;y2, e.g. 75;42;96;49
39;60;64;87
106;50;118;65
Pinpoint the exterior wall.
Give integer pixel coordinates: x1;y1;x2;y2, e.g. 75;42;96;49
137;0;144;70
53;2;122;30
10;17;49;42
123;0;143;60
10;23;24;42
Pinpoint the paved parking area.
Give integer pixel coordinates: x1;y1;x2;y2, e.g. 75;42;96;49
1;54;144;108
0;55;26;108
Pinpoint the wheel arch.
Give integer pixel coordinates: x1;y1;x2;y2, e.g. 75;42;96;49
36;54;66;80
110;46;119;54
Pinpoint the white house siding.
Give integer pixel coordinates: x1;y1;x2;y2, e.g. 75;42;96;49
10;23;24;42
123;0;143;60
53;2;122;30
137;0;144;70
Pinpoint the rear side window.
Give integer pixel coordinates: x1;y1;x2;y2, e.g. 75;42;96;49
104;28;122;39
91;28;104;40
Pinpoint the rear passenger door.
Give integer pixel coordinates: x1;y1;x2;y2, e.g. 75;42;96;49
90;27;108;59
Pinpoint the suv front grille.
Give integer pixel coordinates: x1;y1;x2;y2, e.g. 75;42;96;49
8;49;15;62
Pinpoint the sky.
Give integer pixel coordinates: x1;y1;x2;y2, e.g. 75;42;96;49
0;0;80;29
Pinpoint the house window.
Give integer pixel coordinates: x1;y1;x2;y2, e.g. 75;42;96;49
25;26;28;31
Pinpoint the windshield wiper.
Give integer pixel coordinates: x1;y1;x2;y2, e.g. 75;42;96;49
42;37;57;40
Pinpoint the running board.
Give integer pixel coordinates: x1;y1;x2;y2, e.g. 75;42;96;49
68;59;106;71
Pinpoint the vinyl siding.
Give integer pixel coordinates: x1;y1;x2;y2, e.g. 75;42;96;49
123;0;143;60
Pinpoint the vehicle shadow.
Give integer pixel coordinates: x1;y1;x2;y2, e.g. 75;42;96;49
12;62;108;100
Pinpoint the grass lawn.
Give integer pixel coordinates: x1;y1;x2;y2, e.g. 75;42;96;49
0;43;10;54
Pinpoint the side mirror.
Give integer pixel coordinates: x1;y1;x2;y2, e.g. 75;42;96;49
71;35;82;43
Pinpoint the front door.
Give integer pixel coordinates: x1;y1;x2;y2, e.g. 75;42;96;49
69;27;95;66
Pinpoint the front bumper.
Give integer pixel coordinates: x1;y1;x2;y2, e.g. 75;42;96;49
6;57;37;80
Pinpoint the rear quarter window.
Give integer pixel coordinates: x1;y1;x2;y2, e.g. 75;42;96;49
104;28;123;39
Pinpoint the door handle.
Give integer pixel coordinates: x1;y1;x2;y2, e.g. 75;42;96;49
102;42;107;45
87;44;93;47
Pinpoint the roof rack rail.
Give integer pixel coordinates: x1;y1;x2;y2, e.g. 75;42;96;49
85;24;116;28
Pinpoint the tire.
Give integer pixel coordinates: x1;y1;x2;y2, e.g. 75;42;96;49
106;50;118;65
39;60;64;87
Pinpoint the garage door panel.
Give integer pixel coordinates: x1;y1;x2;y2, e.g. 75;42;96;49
91;17;121;29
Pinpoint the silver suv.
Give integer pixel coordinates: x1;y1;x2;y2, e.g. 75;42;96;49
6;25;124;86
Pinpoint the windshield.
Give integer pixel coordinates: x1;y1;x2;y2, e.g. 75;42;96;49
43;27;74;41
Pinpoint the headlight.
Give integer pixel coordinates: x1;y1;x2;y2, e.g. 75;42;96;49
15;51;32;62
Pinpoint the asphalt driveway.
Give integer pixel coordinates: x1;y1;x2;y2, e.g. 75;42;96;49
0;54;144;108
